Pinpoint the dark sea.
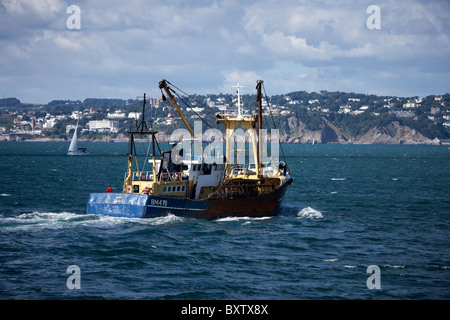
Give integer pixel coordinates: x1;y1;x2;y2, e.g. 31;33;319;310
1;141;449;302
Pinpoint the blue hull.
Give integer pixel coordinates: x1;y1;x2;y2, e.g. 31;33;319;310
87;193;209;219
87;182;288;220
87;193;150;218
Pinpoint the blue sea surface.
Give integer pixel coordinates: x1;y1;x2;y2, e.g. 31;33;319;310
0;141;449;300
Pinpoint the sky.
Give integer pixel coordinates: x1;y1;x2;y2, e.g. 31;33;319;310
1;0;449;104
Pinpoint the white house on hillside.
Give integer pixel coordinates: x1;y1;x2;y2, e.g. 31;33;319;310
87;120;119;133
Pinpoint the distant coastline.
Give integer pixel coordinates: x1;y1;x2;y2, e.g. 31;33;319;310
2;91;449;145
6;126;449;145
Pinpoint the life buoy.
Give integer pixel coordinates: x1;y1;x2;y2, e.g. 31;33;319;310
140;172;146;180
176;172;182;181
161;173;166;181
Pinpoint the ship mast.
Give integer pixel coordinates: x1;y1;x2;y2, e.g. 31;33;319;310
231;83;245;119
256;80;263;176
123;93;158;193
216;82;261;178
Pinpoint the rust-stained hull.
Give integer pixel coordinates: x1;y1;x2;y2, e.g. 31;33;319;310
196;181;288;219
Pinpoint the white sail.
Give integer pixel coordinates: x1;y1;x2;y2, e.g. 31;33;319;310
67;117;89;155
68;120;79;153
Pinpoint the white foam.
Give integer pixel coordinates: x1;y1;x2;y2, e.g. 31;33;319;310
90;214;136;226
436;265;449;269
1;193;12;197
2;211;86;231
85;213;182;227
344;265;357;268
331;178;346;181
323;258;338;262
383;264;405;269
2;212;187;229
216;216;272;222
16;211;79;221
146;214;184;225
217;216;244;222
297;207;323;219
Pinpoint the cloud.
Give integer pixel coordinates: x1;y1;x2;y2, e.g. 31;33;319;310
0;0;65;38
261;32;343;60
221;70;261;92
242;0;450;62
0;0;449;103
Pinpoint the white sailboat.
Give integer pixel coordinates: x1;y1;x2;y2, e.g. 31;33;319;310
68;117;90;156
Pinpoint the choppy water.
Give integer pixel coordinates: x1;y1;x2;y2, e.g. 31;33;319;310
1;142;449;300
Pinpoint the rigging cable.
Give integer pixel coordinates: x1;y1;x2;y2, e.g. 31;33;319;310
165;81;214;129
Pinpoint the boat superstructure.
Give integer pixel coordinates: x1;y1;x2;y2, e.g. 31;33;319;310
87;79;292;219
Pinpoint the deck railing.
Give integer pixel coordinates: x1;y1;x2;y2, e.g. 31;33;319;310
124;171;187;182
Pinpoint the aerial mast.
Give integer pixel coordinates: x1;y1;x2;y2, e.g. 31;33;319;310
231;83;245;118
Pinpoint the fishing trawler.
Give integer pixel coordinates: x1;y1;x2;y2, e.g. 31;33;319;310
87;79;292;220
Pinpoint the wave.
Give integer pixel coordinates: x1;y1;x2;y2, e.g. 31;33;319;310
280;203;324;219
0;211;155;231
216;216;272;223
9;211;81;223
430;265;450;269
96;213;189;227
1;211;274;230
382;264;405;269
143;213;185;225
297;206;323;219
1;207;325;231
0;211;191;230
0;211;88;231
